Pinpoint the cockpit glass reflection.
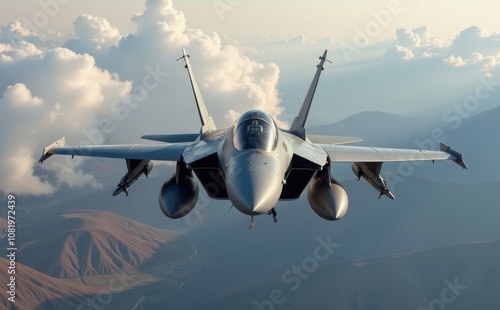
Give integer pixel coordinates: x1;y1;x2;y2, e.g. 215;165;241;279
233;110;278;152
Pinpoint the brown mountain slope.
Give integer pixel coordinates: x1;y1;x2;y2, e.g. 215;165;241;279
0;258;102;310
17;210;188;278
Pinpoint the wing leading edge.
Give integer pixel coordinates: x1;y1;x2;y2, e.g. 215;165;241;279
321;143;467;169
38;137;190;163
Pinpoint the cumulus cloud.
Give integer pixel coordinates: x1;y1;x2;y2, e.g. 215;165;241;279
1;21;41;44
450;26;500;57
382;26;499;73
314;25;500;124
0;0;284;195
0;41;43;62
0;20;65;49
0;47;132;195
65;15;121;54
375;25;500;74
395;28;421;48
395;26;448;48
2;83;43;106
383;45;415;61
443;55;466;67
443;52;498;69
392;26;449;57
74;0;285;130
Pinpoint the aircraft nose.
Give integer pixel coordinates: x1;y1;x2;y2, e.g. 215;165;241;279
227;169;282;215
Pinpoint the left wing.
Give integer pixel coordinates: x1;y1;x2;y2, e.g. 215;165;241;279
321;142;467;169
38;137;190;163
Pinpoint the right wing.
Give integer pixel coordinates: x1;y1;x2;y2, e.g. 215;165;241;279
38;137;190;163
320;142;466;199
321;143;467;169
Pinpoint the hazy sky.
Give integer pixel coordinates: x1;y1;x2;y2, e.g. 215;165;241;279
1;0;499;195
2;0;500;41
2;1;499;113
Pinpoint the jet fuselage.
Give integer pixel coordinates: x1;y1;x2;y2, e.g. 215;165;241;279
219;110;293;215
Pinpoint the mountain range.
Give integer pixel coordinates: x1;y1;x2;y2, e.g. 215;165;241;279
16;210;188;278
0;258;102;310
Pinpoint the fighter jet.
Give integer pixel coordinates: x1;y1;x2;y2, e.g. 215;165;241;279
39;49;467;228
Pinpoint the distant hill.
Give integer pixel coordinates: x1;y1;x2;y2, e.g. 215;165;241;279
308;111;425;146
0;258;102;310
387;105;500;183
16;210;189;278
309;107;500;182
417;105;500;182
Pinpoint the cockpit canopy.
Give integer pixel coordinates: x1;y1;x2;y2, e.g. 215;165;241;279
233;110;278;152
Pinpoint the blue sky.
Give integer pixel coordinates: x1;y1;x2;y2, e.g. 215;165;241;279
1;0;499;195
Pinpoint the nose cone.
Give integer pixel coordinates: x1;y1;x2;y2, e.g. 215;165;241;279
227;170;282;215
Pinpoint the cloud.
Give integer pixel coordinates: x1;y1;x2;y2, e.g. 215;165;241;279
374;26;500;72
383;45;415;61
68;0;284;129
386;26;499;71
0;40;43;62
2;83;43;106
443;55;466;67
1;21;41;44
390;25;500;66
392;26;449;58
305;25;500;124
443;52;497;69
64;15;121;54
0;47;132;195
0;20;65;49
0;0;284;195
395;26;448;48
450;26;500;57
395;28;421;48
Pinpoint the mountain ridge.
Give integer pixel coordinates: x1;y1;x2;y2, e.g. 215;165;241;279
16;210;189;278
0;258;102;310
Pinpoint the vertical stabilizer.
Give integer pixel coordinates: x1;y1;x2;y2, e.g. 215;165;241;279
178;48;216;136
289;50;330;140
